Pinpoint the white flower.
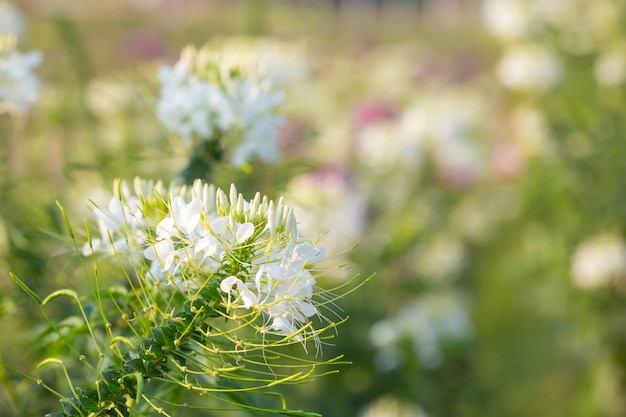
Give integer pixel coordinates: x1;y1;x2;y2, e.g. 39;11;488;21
82;177;185;257
482;0;530;41
571;234;626;289
0;46;42;114
594;51;626;87
360;396;429;417
156;62;232;143
221;275;258;309
496;44;561;91
156;44;285;166
226;79;285;166
0;2;24;37
252;242;325;338
85;178;330;341
414;234;466;281
370;291;472;369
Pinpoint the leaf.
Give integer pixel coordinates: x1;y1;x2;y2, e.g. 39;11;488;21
123;358;144;374
76;387;99;412
150;327;164;345
60;398;84;416
9;272;42;304
100;367;124;397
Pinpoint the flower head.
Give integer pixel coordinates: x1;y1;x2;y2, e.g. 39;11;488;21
85;178;329;342
0;35;42;114
156;44;285;166
571;233;626;289
0;2;24;38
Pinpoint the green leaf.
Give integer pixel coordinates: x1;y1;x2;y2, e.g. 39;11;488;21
60;398;84;416
100;367;124;396
76;387;99;412
9;272;42;304
150;327;165;344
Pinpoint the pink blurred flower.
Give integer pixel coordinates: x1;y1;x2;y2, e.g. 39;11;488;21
118;30;166;62
490;140;523;180
277;117;311;157
351;99;397;130
439;165;478;189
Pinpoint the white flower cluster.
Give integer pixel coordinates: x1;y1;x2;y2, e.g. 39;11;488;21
0;36;41;115
0;2;24;37
369;291;472;370
156;45;285;166
571;233;626;290
496;44;561;92
84;178;326;340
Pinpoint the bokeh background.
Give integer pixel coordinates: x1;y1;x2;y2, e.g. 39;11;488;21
3;0;626;416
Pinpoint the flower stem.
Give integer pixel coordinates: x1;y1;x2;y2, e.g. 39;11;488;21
180;138;224;185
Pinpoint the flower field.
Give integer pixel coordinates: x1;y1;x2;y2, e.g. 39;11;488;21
2;1;626;416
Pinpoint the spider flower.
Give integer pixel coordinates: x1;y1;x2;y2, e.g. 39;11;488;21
156;44;285;166
0;35;41;114
85;178;328;341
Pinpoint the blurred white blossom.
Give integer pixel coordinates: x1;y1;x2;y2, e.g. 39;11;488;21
594;51;626;87
0;40;42;114
360;396;429;417
414;234;466;281
370;291;472;369
156;44;285;166
0;1;23;37
482;0;531;41
571;234;626;290
496;44;561;91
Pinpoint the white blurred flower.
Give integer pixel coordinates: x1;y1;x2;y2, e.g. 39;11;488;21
415;234;466;281
285;166;366;256
571;234;626;289
156;44;285;166
355;121;420;175
496;44;561;91
156;60;232;143
360;396;429;417
482;0;530;41
401;91;486;186
594;51;626;87
0;44;42;114
224;78;284;166
370;291;472;369
254;39;311;86
0;2;24;37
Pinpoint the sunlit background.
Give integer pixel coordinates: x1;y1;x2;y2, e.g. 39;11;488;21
2;0;626;416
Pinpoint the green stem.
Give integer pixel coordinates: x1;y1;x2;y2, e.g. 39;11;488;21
48;288;224;417
180;138;224;185
0;348;27;417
